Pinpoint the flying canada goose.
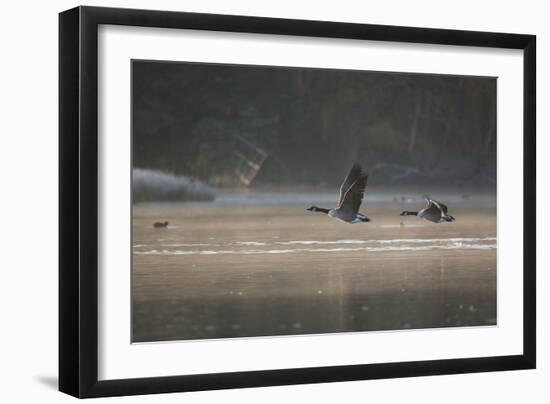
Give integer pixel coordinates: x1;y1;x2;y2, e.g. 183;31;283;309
307;163;370;223
400;198;455;223
153;221;169;228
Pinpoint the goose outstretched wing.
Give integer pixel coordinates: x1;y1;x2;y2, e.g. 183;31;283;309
338;169;368;215
337;163;362;208
432;199;448;214
420;199;443;222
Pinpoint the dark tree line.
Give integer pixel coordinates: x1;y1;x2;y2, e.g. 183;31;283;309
133;61;496;189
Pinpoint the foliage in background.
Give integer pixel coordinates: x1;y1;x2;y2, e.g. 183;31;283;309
133;61;496;189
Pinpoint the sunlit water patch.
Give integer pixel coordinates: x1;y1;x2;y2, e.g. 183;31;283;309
133;237;496;256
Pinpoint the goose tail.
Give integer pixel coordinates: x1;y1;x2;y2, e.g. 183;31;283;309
357;214;370;222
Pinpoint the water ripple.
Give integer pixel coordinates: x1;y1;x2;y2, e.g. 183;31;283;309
133;237;496;256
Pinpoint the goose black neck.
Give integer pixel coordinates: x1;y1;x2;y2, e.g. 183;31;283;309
313;207;330;214
401;211;418;216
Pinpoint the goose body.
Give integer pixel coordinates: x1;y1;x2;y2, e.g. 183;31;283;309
307;163;370;224
153;221;169;228
400;198;455;223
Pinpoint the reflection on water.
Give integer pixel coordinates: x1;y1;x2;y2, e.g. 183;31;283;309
132;195;497;343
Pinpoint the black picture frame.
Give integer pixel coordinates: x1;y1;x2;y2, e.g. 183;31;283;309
59;5;536;398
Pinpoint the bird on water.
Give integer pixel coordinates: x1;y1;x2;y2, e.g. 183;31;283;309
307;163;370;224
400;198;455;223
153;221;169;228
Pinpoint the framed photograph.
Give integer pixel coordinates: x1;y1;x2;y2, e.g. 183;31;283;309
59;6;536;398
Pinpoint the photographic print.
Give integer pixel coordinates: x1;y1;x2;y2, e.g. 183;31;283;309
131;60;497;343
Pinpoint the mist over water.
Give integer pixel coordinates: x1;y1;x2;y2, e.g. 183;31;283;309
133;168;215;203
